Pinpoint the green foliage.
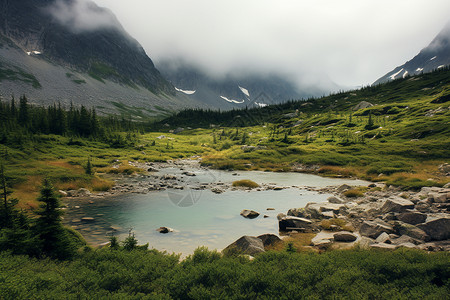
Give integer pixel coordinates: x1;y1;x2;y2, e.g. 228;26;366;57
34;178;76;260
285;242;297;253
0;248;448;298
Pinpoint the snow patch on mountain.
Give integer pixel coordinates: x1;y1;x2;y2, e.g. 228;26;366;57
416;67;424;72
430;56;437;61
175;87;196;95
402;70;409;78
220;96;245;104
238;86;250;98
389;68;404;80
255;102;268;108
437;65;445;69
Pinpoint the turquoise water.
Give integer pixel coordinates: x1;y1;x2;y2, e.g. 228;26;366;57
65;169;368;255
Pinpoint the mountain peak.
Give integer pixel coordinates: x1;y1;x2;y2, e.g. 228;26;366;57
374;21;450;85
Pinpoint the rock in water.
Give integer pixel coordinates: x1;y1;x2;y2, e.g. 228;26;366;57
156;227;173;234
240;209;260;219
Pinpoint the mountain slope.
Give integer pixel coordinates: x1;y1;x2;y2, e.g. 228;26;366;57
374;22;450;85
159;62;330;110
0;0;203;116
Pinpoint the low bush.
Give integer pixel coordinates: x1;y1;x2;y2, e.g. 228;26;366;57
232;179;260;188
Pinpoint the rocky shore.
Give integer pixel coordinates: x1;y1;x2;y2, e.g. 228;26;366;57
228;183;450;256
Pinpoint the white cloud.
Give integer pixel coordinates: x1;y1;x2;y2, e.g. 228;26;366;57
48;0;121;33
87;0;450;87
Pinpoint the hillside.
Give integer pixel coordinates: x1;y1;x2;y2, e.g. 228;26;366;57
0;0;201;116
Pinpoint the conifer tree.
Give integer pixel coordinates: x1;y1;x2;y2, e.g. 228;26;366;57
34;178;75;259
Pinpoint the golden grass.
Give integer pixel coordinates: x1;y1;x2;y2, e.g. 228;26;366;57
232;179;260;188
320;218;355;232
343;188;364;198
267;233;317;253
11;175;42;210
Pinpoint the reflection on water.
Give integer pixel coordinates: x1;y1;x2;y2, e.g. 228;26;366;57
64;169;369;255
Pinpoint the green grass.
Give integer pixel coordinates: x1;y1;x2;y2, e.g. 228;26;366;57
0;63;41;89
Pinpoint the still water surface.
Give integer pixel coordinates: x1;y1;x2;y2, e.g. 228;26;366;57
64;169;368;255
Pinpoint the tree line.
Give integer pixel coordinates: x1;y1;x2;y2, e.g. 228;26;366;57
0;95;143;147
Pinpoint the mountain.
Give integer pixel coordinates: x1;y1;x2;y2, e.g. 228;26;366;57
158;62;328;110
0;0;198;117
374;22;450;85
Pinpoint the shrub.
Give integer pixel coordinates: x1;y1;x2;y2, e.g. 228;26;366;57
343;189;364;198
232;179;260;188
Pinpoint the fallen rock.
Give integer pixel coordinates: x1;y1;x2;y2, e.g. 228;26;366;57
359;219;394;239
240;209;260;219
327;196;344;204
397;242;416;249
375;232;392;244
279;216;317;232
397;211;427;225
267;208;275;211
223;236;265;256
380;197;415;213
391;235;421;245
287;208;306;217
257;234;282;247
211;188;225;194
156;227;173;234
333;231;357;242
337;184;352;193
182;171;196;176
396;222;430;242
370;243;397;250
417;215;450;240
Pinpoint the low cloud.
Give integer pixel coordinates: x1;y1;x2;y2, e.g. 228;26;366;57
48;0;121;33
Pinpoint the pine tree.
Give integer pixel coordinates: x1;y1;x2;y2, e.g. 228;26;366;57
34;178;75;259
18;95;29;127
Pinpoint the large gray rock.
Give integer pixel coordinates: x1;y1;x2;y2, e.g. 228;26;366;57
287;208;306;218
380;197;415;213
396;222;430;242
397;211;427;225
240;209;260;219
305;202;346;219
327;196;345;204
279;216;317;232
391;235;421;246
257;234;282;247
223;236;265;256
333;231;357;242
359;219;394;239
417;215;450;240
375;232;392;244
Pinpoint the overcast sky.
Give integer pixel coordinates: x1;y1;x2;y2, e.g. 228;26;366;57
93;0;450;89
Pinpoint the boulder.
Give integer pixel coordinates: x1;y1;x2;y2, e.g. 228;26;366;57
397;242;416;249
380;197;415;213
337;184;352;193
311;231;335;248
375;232;392;244
396;222;430;242
277;213;287;221
240;209;260;219
327;196;344;204
417;215;450;240
156;227;173;234
287;208;306;218
397;211;427;225
391;235;421;246
257;234;282;247
279;216;317;232
353;101;373;111
428;192;449;203
223;236;265;256
333;231;357;242
358;237;375;249
359;219;394;239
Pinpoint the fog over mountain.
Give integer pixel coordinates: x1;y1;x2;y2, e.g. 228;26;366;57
94;0;450;89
